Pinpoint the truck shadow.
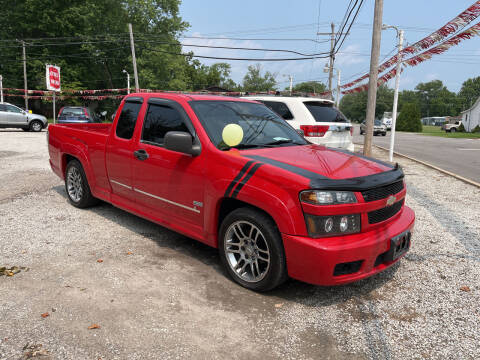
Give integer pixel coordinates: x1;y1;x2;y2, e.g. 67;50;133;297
52;185;400;307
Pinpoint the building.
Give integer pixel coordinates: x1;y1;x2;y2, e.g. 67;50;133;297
461;97;480;132
421;116;447;126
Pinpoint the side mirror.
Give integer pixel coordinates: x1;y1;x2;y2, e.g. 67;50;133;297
164;131;201;156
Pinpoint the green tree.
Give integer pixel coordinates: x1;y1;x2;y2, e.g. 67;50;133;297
242;64;277;92
339;85;393;122
414;80;460;117
458;77;480;110
396;103;422;132
289;81;326;94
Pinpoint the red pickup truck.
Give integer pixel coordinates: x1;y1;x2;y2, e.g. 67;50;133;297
48;93;415;291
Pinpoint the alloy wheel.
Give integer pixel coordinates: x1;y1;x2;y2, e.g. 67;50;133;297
67;166;83;202
224;220;271;283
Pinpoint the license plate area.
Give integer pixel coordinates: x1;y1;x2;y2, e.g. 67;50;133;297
386;230;411;262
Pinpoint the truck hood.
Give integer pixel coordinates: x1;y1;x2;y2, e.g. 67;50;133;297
240;144;402;190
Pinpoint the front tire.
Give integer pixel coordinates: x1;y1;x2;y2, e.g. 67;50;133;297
450;128;456;133
382;132;386;136
29;120;43;132
219;208;287;291
65;160;99;208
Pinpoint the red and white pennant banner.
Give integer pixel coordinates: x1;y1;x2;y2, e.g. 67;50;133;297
341;1;480;89
341;21;480;95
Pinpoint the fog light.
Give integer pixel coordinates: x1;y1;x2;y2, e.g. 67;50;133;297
339;216;348;232
325;217;333;232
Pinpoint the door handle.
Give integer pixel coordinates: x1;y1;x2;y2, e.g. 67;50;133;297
134;149;149;160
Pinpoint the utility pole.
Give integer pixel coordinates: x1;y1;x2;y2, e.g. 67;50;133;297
336;68;341;107
288;75;293;95
0;75;3;103
21;40;28;110
128;23;139;92
363;0;384;157
328;23;335;96
317;23;349;100
384;26;404;162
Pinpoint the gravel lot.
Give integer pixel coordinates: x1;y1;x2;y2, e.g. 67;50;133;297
1;129;479;360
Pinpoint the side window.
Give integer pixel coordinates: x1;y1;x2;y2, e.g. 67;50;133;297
116;101;142;139
141;104;189;145
5;105;23;113
0;104;7;112
262;101;294;120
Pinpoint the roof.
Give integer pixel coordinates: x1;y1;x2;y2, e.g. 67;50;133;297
127;92;256;103
461;96;480;114
242;95;334;103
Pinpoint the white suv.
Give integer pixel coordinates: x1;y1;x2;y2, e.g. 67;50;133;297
242;96;354;151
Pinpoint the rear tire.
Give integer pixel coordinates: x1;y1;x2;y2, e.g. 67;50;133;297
382;132;386;136
65;159;99;208
29;120;43;132
219;207;288;292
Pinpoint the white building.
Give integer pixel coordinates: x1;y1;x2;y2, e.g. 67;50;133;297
461;97;480;132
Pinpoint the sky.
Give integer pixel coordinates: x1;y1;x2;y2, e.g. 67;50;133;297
179;0;480;93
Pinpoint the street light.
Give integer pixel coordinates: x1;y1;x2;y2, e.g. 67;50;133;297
324;64;341;107
283;74;293;95
122;69;130;94
382;24;404;162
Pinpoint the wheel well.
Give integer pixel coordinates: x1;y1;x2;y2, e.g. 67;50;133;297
62;154;77;175
217;198;277;233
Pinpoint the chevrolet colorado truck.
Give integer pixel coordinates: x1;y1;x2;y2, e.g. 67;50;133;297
48;93;415;291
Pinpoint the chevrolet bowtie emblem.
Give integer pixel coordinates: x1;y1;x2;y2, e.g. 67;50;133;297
386;195;396;206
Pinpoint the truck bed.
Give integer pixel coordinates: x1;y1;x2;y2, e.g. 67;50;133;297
48;123;112;197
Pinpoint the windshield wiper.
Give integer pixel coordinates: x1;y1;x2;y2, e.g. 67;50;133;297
218;143;263;151
263;139;305;146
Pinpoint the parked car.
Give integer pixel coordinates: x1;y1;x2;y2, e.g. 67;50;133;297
360;120;387;136
57;106;98;123
48;93;414;291
444;121;462;133
0;102;48;132
241;96;354;152
381;112;393;130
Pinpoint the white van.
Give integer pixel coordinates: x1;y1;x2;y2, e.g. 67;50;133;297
242;96;354;151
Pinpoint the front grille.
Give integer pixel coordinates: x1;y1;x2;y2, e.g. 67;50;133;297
361;180;404;202
368;199;404;224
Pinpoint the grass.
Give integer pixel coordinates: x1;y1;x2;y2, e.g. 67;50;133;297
419;125;480;139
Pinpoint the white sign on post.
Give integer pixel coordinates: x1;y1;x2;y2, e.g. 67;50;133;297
46;65;61;123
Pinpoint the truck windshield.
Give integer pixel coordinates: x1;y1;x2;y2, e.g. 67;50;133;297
303;101;348;123
190;100;307;150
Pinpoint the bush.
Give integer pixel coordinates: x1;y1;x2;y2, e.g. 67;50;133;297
396;103;422;132
472;125;480;133
458;123;466;132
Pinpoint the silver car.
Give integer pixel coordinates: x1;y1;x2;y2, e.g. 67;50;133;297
360;119;387;136
0;102;48;132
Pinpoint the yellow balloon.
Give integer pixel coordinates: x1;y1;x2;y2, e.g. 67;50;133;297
222;124;244;147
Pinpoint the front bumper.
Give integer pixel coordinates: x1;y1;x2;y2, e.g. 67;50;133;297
282;205;415;286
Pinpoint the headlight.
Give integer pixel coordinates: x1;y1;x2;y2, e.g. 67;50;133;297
305;214;361;237
300;190;357;205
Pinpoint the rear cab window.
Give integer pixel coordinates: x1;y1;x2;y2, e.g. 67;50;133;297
303;101;348;123
116;101;142;139
261;101;294;120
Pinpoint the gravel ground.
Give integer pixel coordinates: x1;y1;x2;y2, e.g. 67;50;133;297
1;129;479;359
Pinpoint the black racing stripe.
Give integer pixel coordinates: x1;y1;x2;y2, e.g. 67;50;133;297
244;154;404;191
224;160;255;197
332;148;394;169
231;163;263;198
244;155;329;180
